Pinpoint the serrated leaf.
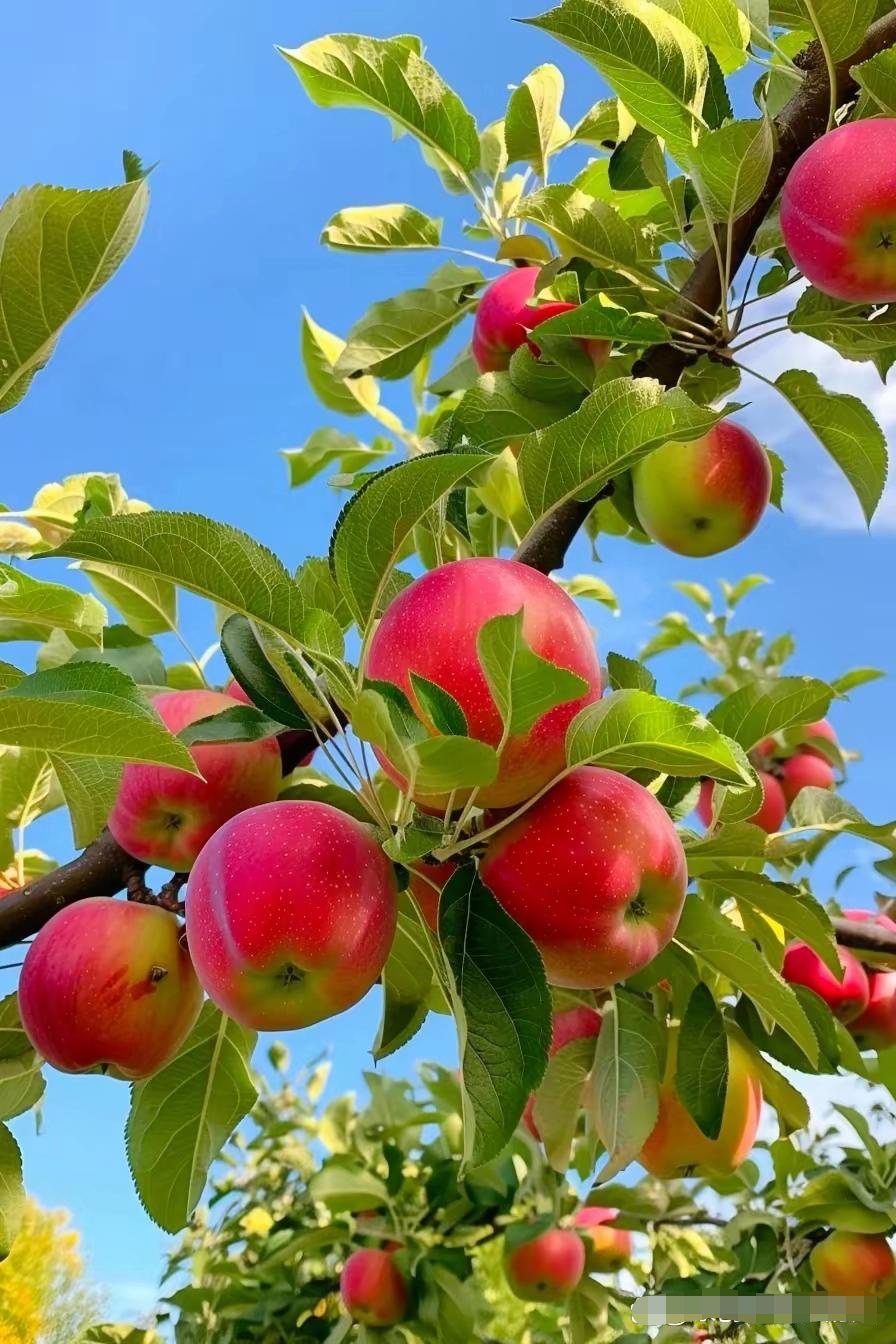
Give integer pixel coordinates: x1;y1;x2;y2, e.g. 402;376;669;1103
527;0;708;156
0;563;106;647
336;282;481;381
0;995;30;1061
300;310;381;417
354;688;498;794
588;988;663;1180
798;0;876;60
707;675;834;751
477;609;589;738
331;451;485;628
661;0;750;71
374;899;437;1061
409;672;468;737
687;116;773;223
559;573;620;614
567;688;751;783
675;982;728;1139
439;866;551;1168
513;185;641;269
788;289;896;378
50;755;123;847
683;821;767;874
535;294;671;345
126;1003;257;1232
220;614;312;730
321;203;442;251
505;64;568;178
279;34;480;183
178;704;285;745
532;1035;598;1172
0;1124;24;1259
852;46;896;113
676;894;818;1062
0;1052;44;1123
517;376;723;523
75;560;178;640
606;651;656;693
450;371;573;451
830;666;885;695
0;180;148;413
282;428;391;489
705;869;840;977
774;370;887;526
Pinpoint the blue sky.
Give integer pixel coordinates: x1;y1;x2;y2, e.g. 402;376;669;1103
3;0;896;1323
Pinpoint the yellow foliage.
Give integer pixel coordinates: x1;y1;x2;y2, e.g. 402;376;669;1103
0;1200;98;1344
239;1208;274;1239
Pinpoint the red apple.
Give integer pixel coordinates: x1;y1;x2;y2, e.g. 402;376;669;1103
340;1249;408;1326
481;766;687;988
781;942;869;1023
810;1231;896;1296
186;800;397;1030
639;1036;762;1178
798;718;837;761
573;1207;633;1272
472;266;610;372
524;1005;602;1137
631;421;772;557
697;771;786;834
850;971;896;1051
108;689;281;871
780;120;896;303
753;736;779;759
225;678;315;771
19;899;203;1079
503;1225;586;1302
407;859;457;932
779;752;835;807
366;558;601;810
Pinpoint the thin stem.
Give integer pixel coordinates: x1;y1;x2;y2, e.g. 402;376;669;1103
172;627;209;688
730;325;789;355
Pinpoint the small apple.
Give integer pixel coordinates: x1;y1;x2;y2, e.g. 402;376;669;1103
225;678;315;770
503;1224;586;1302
340;1248;408;1326
19;899;203;1079
798;718;837;761
850;971;896;1051
408;859;457;932
810;1230;896;1296
573;1206;633;1272
481;766;687;988
781;942;869;1023
472;266;610;372
780;120;896;303
779;752;835;807
524;1005;602;1137
697;770;786;834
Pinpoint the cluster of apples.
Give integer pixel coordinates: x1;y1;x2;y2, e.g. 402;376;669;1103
782;906;896;1052
698;717;838;836
471;266;773;559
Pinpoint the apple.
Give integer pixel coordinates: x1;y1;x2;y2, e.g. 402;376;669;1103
780;120;896;303
108;689;282;871
524;1004;602;1137
503;1225;586;1302
481;766;687;988
697;770;786;834
472;266;610;372
753;736;779;760
186;800;398;1030
573;1207;632;1272
841;906;896;968
340;1249;408;1326
798;718;837;761
631;421;772;557
810;1230;896;1296
225;678;315;770
781;942;869;1023
366;558;601;810
19;899;203;1079
639;1035;762;1178
850;971;896;1051
779;752;835;807
408;859;457;932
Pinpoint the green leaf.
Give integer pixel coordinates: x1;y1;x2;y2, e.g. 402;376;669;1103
282;428;391;489
0;180;148;413
830;666;886;695
336;282;482;381
752;1051;810;1136
513;185;641;270
567;688;751;783
606;651;656;693
534;294;671;345
477;610;589;738
279;34;480;183
676;983;728;1140
774;370;888;526
0;564;106;647
71;627;166;687
527;0;709;156
687;116;773;223
450;371;573;451
660;0;750;71
307;1157;390;1212
676;894;818;1062
707;675;834;751
373;899;437;1061
0;1124;24;1259
321;203;442;251
300;310;381;416
330;451;485;628
852;46;896;113
353;688;498;794
0;662;196;770
588;988;663;1180
788;288;896;378
704;869;839;977
439;866;551;1168
48;511;310;643
683;821;767;874
532;1035;599;1172
798;0;876;60
517;377;723;523
50;755;123;847
570;98;621;146
0;995;31;1061
75;560;178;640
178;704;284;746
558;573;620;615
409;672;468;737
0;1051;44;1123
505;64;568;178
126;1003;257;1233
220;614;313;730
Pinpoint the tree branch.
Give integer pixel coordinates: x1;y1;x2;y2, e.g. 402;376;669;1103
833;917;896;964
514;10;896;575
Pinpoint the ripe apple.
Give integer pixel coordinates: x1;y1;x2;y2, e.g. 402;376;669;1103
340;1249;408;1326
631;422;772;557
19;899;203;1079
850;971;896;1051
779;751;835;807
186;800;398;1030
225;678;315;770
366;558;601;810
697;770;786;834
408;859;457;932
503;1225;586;1302
753;736;779;760
781;942;869;1023
780;120;896;303
810;1230;896;1296
108;689;281;871
573;1207;633;1272
798;718;837;761
481;766;687;988
639;1035;762;1178
472;266;610;372
841;906;896;968
524;1004;602;1137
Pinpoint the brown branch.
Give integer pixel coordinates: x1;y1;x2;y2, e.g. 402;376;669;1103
515;10;896;575
834;917;896;964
